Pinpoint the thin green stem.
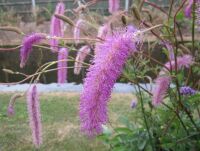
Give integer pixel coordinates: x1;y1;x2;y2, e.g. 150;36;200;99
137;84;155;151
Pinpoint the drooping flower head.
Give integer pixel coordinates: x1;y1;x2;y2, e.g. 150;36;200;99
27;85;42;148
80;25;141;136
57;48;68;83
7;105;15;116
20;33;46;68
184;0;193;18
152;75;171;106
180;86;196;95
152;55;193;106
7;94;22;116
49;2;65;52
163;41;174;60
74;45;91;75
74;19;84;44
164;55;193;70
109;0;120;14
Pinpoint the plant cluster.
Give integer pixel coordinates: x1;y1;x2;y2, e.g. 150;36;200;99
0;0;200;150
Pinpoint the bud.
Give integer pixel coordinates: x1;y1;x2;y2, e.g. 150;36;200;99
54;14;75;26
2;69;14;74
0;26;24;35
131;5;141;21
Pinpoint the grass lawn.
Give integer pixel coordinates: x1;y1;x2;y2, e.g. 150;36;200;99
0;92;135;151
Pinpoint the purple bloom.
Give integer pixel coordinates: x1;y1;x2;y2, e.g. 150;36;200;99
49;2;65;52
152;76;171;106
164;55;193;71
184;0;193;18
74;45;91;75
109;0;120;14
7;94;23;117
152;55;193;106
57;48;68;83
80;26;140;136
74;19;84;44
7;105;15;116
197;0;200;28
27;85;42;148
180;86;196;95
163;41;174;60
131;99;138;109
97;24;109;40
20;33;46;68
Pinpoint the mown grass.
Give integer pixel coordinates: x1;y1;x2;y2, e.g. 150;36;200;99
0;92;135;151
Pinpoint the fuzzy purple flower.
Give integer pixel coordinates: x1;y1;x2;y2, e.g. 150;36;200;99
20;33;46;68
7;105;15;116
164;55;193;70
131;99;138;109
97;24;109;40
109;0;120;14
152;75;171;106
74;45;91;75
152;55;193;106
49;2;65;52
57;48;68;83
180;86;196;95
196;0;200;28
80;26;140;136
184;0;193;18
7;94;22;117
163;41;174;60
27;85;42;148
74;19;84;44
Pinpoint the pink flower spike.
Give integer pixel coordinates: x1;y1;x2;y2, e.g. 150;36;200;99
80;26;141;136
152;55;193;106
184;0;193;18
97;24;109;40
74;19;84;45
163;41;174;60
49;2;65;52
7;105;15;116
20;33;46;68
109;0;120;14
7;94;23;117
57;48;68;83
164;55;193;71
74;45;91;75
27;85;42;148
152;75;171;106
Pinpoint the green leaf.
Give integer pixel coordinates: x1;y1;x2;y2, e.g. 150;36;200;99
176;11;184;21
114;127;132;134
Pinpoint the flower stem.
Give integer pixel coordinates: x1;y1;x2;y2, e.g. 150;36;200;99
137;84;155;151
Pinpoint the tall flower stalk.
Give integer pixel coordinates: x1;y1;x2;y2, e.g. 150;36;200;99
49;2;65;52
57;48;68;83
80;26;141;136
27;85;42;148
